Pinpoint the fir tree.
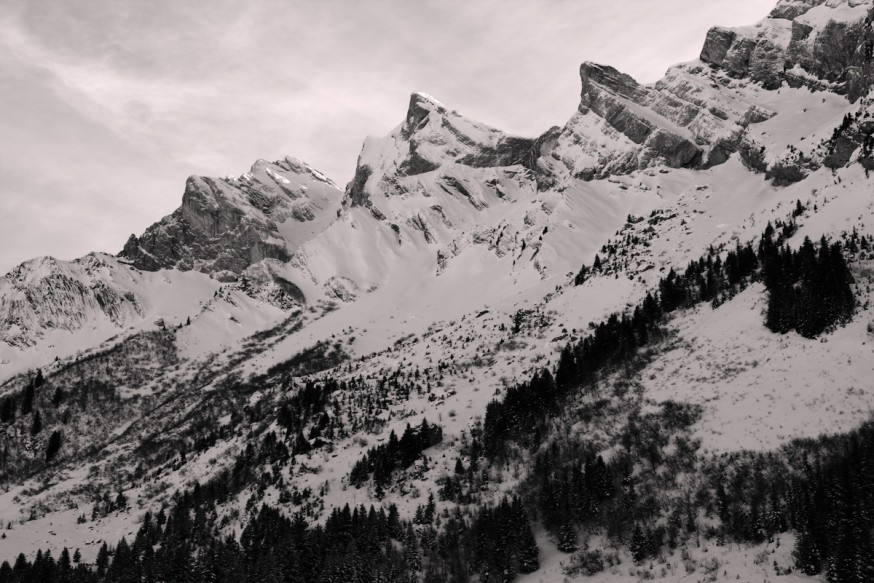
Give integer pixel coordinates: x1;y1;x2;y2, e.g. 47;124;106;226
793;529;821;575
46;430;62;461
517;520;539;573
21;383;34;416
403;525;421;572
631;524;648;563
30;410;42;436
557;521;577;553
0;398;14;424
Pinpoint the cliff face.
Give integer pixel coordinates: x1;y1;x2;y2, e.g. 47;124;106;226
345;92;540;213
0;255;142;348
701;0;874;100
531;0;874;188
120;156;343;275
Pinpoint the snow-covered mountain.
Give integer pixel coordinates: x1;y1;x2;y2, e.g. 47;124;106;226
4;1;874;581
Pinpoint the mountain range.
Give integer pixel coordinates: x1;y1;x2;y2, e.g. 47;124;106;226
3;1;874;581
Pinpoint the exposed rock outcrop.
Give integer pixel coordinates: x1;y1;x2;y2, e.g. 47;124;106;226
120;157;343;274
532;59;771;182
0;255;142;347
702;0;874;100
345;92;539;209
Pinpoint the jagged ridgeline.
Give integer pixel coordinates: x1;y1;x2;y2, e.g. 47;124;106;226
6;0;874;581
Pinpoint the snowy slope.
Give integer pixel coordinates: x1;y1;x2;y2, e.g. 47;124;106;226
4;2;874;580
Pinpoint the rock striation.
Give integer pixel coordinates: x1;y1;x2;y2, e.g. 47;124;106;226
0;255;142;347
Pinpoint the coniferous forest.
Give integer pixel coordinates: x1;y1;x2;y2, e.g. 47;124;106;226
349;418;443;492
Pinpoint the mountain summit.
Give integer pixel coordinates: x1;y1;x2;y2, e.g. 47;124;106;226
120;156;342;274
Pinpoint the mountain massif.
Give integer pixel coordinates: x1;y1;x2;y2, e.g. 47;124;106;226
3;1;874;581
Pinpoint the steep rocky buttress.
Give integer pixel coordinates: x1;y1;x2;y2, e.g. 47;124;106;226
120;156;343;274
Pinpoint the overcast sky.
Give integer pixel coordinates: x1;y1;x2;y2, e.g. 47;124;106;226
0;0;775;275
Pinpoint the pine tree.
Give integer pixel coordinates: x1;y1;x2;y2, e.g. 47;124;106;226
517;521;539;573
424;493;436;524
793;529;821;575
46;430;62;461
0;397;14;424
30;410;42;436
404;525;421;572
631;524;648;563
21;383;34;416
387;505;403;540
557;521;577;553
95;542;110;577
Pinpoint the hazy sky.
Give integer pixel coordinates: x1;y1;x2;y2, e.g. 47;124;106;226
0;0;775;275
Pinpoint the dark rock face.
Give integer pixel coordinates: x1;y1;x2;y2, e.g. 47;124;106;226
494;136;539;169
273;276;306;305
0;255;143;347
704;32;787;90
749;40;786;90
398;143;442;176
824;135;861;168
703;5;874;101
346;164;373;208
738;139;768;173
345;92;543;210
580;63;647;103
704;135;738;168
644;130;703;168
456;135;538;170
120;177;291;273
576;62;704;170
700;27;738;66
527;126;563;190
403;93;540;175
402;93;445;139
120;159;342;274
809;20;872;100
818;112;874;171
792;21;814;43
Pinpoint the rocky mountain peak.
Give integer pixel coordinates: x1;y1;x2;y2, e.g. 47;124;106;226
119;157;342;274
533;0;874;187
579;62;645;102
769;0;870;20
345;92;540;211
0;253;141;348
401;92;447;139
701;0;874;99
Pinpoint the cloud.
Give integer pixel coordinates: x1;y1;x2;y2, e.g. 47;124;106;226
0;0;775;274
